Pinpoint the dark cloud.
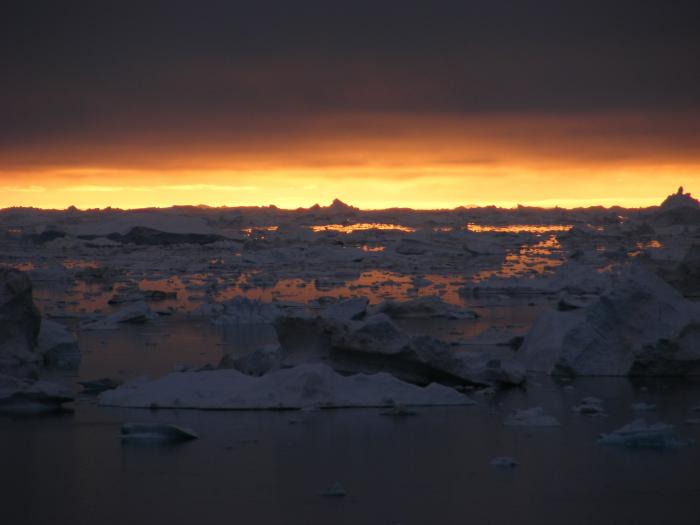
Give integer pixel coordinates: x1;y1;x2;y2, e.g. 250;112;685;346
1;0;699;153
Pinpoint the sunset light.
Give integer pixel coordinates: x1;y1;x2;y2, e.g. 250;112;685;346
3;2;700;523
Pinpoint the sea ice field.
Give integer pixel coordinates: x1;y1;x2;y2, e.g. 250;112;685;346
2;189;700;524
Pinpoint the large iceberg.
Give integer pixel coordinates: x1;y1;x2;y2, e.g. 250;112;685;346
99;363;474;410
518;265;700;376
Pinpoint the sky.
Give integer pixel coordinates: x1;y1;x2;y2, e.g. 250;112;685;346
1;0;699;209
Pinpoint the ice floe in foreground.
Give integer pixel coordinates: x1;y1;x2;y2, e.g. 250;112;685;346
120;422;198;442
0;374;73;414
598;419;693;449
99;363;475;410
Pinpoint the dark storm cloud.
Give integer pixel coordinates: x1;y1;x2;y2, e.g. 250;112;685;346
1;0;699;148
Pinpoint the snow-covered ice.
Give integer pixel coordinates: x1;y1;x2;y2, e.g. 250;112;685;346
598;419;693;449
503;407;560;427
99;363;476;410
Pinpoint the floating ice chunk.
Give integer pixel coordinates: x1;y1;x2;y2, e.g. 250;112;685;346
322;297;368;321
81;301;158;330
142;289;177;301
275;313;525;387
490;457;518;468
462;235;507;256
219;344;285;376
99;364;475;410
461;327;521;348
369;296;477;320
79;377;122;394
37;320;80;370
319;482;346;498
395;238;430;255
108;289;144;305
556;292;593;311
0;374;73;414
120;422;198;442
503;407;560;427
598;419;692;448
192;297;280;325
631;402;657;411
573;397;606;416
0;269;42;378
518;265;700;376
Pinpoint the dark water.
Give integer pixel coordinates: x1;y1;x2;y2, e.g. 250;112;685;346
2;377;700;525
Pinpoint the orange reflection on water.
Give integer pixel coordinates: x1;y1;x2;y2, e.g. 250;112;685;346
3;261;35;272
472;235;565;281
215;270;464;305
62;259;100;270
629;239;663;257
466;224;573;234
241;226;279;235
311;223;416;233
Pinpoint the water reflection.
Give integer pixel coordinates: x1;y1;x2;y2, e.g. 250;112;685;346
311;223;416;233
62;259;100;270
467;223;573;233
241;226;279;235
214;270;465;306
471;235;565;281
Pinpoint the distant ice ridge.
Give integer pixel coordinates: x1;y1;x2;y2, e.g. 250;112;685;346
658;186;700;211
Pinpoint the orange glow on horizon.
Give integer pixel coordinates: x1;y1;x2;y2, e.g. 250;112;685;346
1;112;699;210
1;163;698;210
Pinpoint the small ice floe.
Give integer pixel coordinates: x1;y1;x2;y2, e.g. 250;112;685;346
631;402;657;412
598;419;693;449
685;418;700;425
0;374;74;414
380;403;417;417
690;405;700;412
120;422;198;443
321;297;368;321
504;407;560;427
369;296;477;320
319;482;346;498
219;344;284;377
490;457;518;468
474;386;498;397
82;301;158;330
573;397;606;416
191;297;280;326
79;377;122;394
